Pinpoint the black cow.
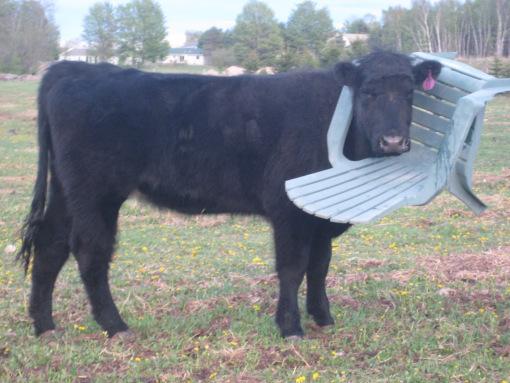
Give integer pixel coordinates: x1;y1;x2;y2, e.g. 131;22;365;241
18;51;441;339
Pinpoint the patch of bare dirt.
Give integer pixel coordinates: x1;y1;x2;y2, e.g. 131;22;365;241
329;295;361;309
0;102;17;108
214;346;247;367
194;214;230;227
0;188;16;196
183;287;276;316
17;109;37;121
223;374;264;383
0;113;10;122
357;259;385;268
0;175;29;184
491;342;510;357
255;345;318;369
328;247;510;288
327;268;415;287
192;316;232;338
416;246;510;284
475;169;510;185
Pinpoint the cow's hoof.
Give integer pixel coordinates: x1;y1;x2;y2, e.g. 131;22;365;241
314;316;335;327
281;327;304;339
108;330;136;343
38;328;64;340
308;310;335;327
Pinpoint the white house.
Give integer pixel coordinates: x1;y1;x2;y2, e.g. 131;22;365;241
59;48;96;63
59;47;119;65
164;46;204;66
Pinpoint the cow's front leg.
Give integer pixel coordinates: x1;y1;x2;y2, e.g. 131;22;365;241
306;232;334;326
273;223;312;338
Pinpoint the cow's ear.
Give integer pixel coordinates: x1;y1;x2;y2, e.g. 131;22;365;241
412;60;442;86
334;62;357;86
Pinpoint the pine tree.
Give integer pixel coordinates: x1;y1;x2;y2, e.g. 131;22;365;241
489;56;503;77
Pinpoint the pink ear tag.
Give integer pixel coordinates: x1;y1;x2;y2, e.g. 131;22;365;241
422;69;436;91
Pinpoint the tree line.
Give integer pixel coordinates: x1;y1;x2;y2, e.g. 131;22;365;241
198;1;353;71
82;0;350;72
347;0;510;58
199;0;510;71
0;0;59;74
1;0;509;75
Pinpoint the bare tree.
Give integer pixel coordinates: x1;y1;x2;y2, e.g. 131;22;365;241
495;0;510;56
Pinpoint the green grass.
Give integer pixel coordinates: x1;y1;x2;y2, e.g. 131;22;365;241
0;80;509;382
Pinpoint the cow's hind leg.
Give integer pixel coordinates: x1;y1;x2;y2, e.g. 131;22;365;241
30;177;71;336
71;195;128;337
273;221;313;338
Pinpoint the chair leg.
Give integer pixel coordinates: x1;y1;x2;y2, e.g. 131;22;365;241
449;175;487;215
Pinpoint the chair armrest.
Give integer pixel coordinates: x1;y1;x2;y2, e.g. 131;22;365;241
326;86;354;167
468;78;510;104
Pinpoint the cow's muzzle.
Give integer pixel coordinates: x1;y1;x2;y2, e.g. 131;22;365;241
378;135;410;154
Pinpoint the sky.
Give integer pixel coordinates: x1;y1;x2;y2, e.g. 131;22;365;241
54;0;413;47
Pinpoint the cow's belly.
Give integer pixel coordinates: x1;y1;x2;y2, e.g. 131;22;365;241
137;161;264;216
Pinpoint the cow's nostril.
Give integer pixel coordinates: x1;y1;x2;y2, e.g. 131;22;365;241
380;136;404;146
379;135;409;153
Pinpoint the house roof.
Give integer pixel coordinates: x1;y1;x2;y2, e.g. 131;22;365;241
169;46;203;55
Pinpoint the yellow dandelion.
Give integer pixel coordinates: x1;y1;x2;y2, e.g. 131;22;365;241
251;256;266;266
312;372;320;381
295;376;306;383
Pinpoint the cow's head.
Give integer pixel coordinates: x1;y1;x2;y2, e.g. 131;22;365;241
335;51;442;158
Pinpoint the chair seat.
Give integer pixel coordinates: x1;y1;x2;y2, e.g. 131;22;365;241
286;146;433;223
285;52;510;224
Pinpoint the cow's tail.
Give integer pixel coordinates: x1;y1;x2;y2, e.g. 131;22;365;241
16;105;51;275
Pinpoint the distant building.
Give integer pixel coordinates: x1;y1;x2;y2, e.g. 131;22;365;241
164;46;204;66
59;47;119;65
59;48;96;63
342;33;369;47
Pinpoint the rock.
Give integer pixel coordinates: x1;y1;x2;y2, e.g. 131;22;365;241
0;73;19;81
223;66;246;76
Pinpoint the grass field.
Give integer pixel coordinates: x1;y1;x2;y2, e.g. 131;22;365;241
0;79;509;382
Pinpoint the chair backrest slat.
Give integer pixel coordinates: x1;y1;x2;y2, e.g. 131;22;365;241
413;91;456;119
411;123;443;149
437;66;485;93
412;108;450;134
424;82;466;104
